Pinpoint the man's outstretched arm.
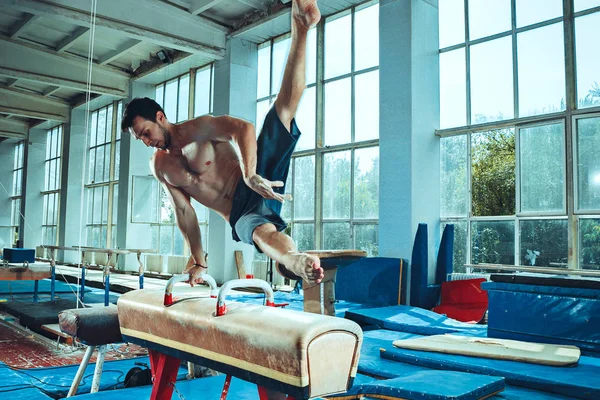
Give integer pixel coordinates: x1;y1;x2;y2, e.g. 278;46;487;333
193;114;288;202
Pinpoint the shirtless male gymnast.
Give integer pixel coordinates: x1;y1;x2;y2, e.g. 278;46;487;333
121;0;324;286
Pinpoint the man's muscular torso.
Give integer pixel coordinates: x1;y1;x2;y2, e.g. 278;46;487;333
151;121;243;221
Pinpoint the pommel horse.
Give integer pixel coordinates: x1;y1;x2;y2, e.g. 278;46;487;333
118;275;363;400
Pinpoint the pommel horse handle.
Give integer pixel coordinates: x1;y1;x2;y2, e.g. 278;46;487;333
164;273;218;306
216;278;275;316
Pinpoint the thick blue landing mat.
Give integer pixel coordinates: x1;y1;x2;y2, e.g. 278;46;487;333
0;279;90;294
1;357;187;398
380;345;600;399
346;305;487;336
335;371;504;400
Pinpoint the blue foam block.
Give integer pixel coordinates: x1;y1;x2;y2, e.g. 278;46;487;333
3;248;35;263
341;371;504;400
336;257;408;306
380;345;600;399
359;330;424;378
345;305;487;336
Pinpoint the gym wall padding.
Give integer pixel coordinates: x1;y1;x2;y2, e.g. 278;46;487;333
380;345;600;399
345;305;487;336
336;257;409;306
483;281;600;355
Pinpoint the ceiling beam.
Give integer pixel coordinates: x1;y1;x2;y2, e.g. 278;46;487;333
56;26;89;52
231;6;291;38
188;0;227;15
0;85;70;106
132;50;193;80
0;130;27;139
0;33;129;77
9;13;41;39
43;86;61;97
12;0;226;58
6;78;18;87
0;106;66;122
0;66;127;97
99;39;141;65
0;115;29;139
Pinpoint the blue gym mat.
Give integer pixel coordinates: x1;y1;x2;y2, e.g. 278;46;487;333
0;280;90;294
380;345;600;399
0;356;188;398
345;305;487;336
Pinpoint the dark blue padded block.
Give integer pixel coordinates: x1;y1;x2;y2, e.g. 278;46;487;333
336;257;409;306
346;305;487;336
482;281;600;299
437;224;454;285
73;374;262;399
484;284;600;354
341;371;504;400
410;224;428;308
380;345;600;399
3;248;35;263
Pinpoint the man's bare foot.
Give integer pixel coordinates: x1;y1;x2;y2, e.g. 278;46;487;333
286;253;324;285
292;0;321;30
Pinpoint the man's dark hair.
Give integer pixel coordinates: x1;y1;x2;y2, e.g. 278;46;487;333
121;97;166;133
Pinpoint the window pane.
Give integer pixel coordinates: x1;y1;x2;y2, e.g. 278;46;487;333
440;48;466;128
470;37;514;123
156;84;164;108
293;223;315;251
517;23;565;117
354;224;378;256
88;148;96;183
439;0;465;48
93;187;102;224
106;105;113;142
132;176;158;223
46;131;52;160
161;188;176;223
576;13;600;108
295;86;315;151
174;228;185;255
580;218;600;270
354;147;379;219
90;111;97;148
355;71;379;141
112;184;119;224
325;13;351;79
575;0;600;12
323;222;351;250
256;100;272;133
442;221;468;273
98;108;107;144
516;0;562;28
272;36;291;95
441;135;468;217
354;5;379;71
520;219;568;267
576;117;600;210
323;151;351;219
468;0;511;40
102;186;109;224
178;74;190;122
519;122;565;213
191;199;208;223
86;189;93;224
195;67;212;117
114;140;121;180
471;220;515;265
293;155;315;219
164;79;178;122
324;78;351;146
306;28;317;85
160;225;173;255
472;129;516;216
281;194;291;221
257;44;271;99
95;146;105;183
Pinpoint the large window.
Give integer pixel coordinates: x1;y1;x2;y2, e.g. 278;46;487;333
257;1;380;255
42;125;62;245
86;102;121;248
439;1;600;271
11;141;24;247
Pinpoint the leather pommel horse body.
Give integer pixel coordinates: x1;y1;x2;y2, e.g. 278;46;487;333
118;277;363;399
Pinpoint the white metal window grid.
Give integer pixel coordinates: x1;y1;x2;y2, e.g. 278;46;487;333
85;101;122;248
155;64;214;123
438;2;600;270
10;141;24;243
41;125;63;246
257;1;380;252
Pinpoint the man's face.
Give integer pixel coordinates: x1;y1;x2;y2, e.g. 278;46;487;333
130;113;170;150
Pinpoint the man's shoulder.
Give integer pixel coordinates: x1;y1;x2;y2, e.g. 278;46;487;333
149;151;169;178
